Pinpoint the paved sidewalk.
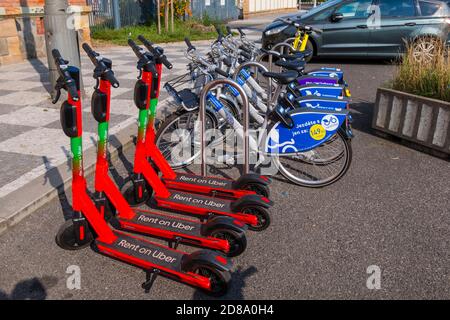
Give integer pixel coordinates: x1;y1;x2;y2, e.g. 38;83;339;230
0;30;261;233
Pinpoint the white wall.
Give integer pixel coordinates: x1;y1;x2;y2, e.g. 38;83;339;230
248;0;297;13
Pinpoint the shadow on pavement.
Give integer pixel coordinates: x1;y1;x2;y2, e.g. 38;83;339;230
0;276;58;300
42;154;72;220
192;266;258;300
108;135;135;188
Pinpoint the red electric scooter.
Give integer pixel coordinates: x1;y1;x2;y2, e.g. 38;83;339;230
83;43;247;257
121;39;272;231
138;35;271;200
52;49;233;296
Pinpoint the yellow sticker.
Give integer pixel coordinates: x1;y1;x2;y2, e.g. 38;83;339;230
310;124;326;141
345;88;352;97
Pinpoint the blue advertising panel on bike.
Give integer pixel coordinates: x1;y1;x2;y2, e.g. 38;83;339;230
266;109;348;154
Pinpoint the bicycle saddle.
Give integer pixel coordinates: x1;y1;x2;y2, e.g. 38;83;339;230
275;59;306;73
262;70;299;84
279;50;313;61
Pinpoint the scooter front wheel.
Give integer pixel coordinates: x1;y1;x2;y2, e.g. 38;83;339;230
240;206;271;232
240;183;270;198
55;220;93;250
209;229;247;257
192;265;231;297
121;180;150;207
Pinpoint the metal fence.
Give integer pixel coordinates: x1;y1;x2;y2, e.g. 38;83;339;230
87;0;115;29
87;0;147;29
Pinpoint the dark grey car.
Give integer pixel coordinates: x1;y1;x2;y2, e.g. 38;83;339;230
262;0;450;59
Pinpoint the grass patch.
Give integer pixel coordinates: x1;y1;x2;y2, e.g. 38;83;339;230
91;19;225;46
390;38;450;102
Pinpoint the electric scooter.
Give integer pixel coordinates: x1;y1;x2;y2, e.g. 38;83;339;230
122;39;272;231
82;43;247;257
136;35;272;200
52;49;233;296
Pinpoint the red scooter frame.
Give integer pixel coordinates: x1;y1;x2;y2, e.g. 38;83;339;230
53;49;232;295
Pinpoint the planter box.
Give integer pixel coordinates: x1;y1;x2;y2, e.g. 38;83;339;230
373;88;450;156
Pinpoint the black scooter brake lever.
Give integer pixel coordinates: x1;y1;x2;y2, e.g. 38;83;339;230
52;89;61;104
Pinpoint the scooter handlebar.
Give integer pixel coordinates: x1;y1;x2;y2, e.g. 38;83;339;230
128;39;145;59
138;35;173;69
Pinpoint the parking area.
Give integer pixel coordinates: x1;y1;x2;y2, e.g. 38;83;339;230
0;54;449;299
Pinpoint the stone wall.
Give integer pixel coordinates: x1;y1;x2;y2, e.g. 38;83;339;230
0;0;91;65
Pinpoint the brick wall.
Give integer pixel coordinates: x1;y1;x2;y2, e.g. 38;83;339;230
0;0;91;65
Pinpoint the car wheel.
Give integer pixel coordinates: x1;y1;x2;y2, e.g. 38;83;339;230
411;37;443;63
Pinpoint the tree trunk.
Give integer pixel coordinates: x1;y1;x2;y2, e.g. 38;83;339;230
157;0;161;34
170;0;174;33
164;0;169;33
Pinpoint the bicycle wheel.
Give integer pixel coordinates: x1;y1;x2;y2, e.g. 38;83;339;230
155;109;217;169
272;130;352;187
155;98;241;168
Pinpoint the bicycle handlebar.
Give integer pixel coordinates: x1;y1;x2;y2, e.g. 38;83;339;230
138;35;173;69
275;18;323;34
215;67;229;78
184;37;196;52
237;28;246;36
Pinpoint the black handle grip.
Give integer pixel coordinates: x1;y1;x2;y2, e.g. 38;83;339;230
184;37;196;51
239;45;252;54
240;51;252;60
104;70;120;88
215;68;229;78
67;83;79;101
226;26;232;35
237;28;246;36
128;39;144;59
82;43;97;60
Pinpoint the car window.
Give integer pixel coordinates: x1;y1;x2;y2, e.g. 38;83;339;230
335;0;373;18
418;0;442;16
313;7;335;21
378;0;416;17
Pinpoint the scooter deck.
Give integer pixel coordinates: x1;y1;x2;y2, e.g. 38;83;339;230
165;173;234;190
118;210;202;237
164;191;232;212
96;232;185;272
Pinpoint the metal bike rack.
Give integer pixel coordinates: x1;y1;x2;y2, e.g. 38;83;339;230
233;61;273;112
199;79;250;176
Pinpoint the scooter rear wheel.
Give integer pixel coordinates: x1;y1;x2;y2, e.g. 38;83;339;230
209;229;247;257
192;265;231;297
55;220;93;250
240;206;271;232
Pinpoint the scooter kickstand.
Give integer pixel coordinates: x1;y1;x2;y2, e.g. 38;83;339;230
142;269;160;293
169;236;182;250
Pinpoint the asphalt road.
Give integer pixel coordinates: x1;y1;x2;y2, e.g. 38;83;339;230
1;57;449;300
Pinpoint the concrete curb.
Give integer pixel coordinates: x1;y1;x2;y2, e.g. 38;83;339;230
0;122;136;236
